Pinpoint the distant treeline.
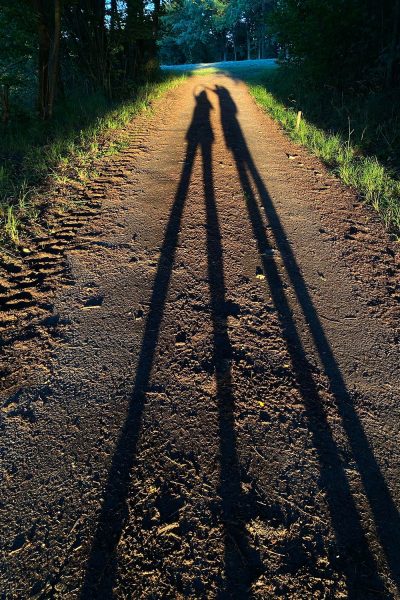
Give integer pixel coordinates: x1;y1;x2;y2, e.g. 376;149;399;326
160;0;277;65
0;1;161;123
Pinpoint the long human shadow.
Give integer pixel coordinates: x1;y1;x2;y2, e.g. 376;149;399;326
215;84;400;598
80;92;202;598
81;90;261;597
200;95;263;597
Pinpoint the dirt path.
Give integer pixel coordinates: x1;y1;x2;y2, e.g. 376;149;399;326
1;74;400;599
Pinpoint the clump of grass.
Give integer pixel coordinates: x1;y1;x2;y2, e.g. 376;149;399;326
245;72;400;234
0;72;187;246
4;206;20;244
0;180;38;244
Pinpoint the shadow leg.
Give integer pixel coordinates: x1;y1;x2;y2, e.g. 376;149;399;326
248;155;400;593
80;142;197;598
215;83;397;595
202;140;262;598
237;154;386;597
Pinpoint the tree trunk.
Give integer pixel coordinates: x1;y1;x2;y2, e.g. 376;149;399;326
260;0;266;59
47;0;62;119
1;84;10;124
34;0;50;118
110;0;117;31
33;0;62;119
387;0;400;86
152;0;160;39
87;0;107;91
126;0;146;80
246;25;251;60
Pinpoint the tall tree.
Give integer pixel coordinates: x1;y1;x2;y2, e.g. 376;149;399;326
32;0;62;119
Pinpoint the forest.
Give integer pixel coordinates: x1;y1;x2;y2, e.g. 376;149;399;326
3;1;399;122
1;1;161;122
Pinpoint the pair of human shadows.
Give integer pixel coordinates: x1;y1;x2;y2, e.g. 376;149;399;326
81;82;400;599
214;84;400;598
80;89;262;598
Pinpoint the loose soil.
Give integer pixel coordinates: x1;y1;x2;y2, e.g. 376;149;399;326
1;74;400;599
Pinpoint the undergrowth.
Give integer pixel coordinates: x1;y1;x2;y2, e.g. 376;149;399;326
0;72;186;245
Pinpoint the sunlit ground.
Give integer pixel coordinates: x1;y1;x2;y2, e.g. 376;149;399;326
163;57;400;232
161;58;278;79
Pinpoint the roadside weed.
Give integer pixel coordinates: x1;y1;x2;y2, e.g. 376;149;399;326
4;205;20;243
245;72;400;233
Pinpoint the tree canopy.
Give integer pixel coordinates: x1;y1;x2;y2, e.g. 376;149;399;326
159;0;277;65
1;0;162;122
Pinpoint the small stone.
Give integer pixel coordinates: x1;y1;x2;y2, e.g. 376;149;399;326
82;295;104;309
256;266;265;280
135;308;144;320
175;331;186;346
10;533;26;552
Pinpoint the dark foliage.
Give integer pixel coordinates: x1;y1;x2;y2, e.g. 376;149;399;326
270;0;400;89
0;0;162;123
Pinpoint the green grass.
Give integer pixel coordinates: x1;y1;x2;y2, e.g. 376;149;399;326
5;205;20;244
0;72;187;246
226;66;400;234
190;67;220;76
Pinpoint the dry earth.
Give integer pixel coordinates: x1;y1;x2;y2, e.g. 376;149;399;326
1;73;400;599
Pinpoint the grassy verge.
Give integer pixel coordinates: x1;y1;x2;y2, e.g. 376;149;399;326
238;68;400;234
0;72;186;246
